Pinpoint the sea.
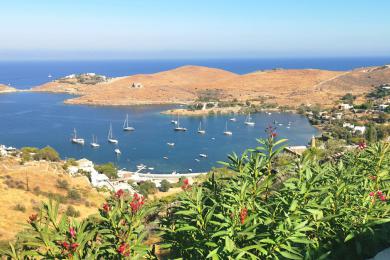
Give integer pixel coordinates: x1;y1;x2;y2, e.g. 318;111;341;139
0;57;388;173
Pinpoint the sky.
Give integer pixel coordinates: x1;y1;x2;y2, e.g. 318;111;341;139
0;0;390;60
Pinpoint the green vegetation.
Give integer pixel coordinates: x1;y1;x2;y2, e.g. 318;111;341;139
159;179;171;192
367;85;390;99
137;180;158;196
341;93;356;104
94;162;117;179
33;146;60;162
2;133;390;259
65;205;80;218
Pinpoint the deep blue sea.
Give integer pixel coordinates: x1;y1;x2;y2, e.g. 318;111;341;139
0;57;388;172
1;57;389;89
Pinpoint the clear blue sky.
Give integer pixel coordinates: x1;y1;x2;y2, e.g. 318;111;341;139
1;0;389;59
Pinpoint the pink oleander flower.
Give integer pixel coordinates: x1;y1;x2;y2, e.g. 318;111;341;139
380;195;387;201
377;190;383;196
358;142;367;150
115;189;125;198
117;243;130;256
181;178;191;190
369;192;375;197
102;203;110;213
69;227;76;239
130;193;145;213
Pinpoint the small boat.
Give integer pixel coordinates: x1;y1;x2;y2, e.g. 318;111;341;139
267;112;272;115
108;123;118;144
48;74;52;78
114;148;121;155
195;159;200;162
286;126;290;129
123;114;135;131
199;153;207;158
90;135;100;148
188;169;193;172
244;113;255;126
223;122;233;136
229;117;237;122
148;167;154;171
71;128;85;145
137;164;146;170
163;156;169;160
197;122;206;134
167;142;175;147
174;116;187;131
278;123;283;126
211;137;216;140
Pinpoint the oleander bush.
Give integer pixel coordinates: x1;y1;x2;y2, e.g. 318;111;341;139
2;129;390;259
2;190;154;259
160;128;390;259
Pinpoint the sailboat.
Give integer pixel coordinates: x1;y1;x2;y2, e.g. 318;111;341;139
197;122;206;134
71;128;85;145
223;122;233;135
229;117;237;122
90;135;100;148
244;113;255;126
123;114;135;131
107;123;118;144
174;115;187;131
114;148;121;155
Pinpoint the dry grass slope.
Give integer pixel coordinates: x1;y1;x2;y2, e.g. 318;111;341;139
0;157;105;242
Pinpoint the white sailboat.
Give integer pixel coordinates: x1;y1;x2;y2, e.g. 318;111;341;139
199;153;207;158
123;114;135;131
107;123;118;144
90;135;100;148
114;148;121;155
174;115;187;131
244;113;255;126
229;117;237;122
71;128;85;145
197;122;206;134
167;142;175;147
223;122;233;135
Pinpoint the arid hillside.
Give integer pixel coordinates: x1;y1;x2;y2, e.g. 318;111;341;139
0;84;16;93
31;64;390;107
0;157;105;242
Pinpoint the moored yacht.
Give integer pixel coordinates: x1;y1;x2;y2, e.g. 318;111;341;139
197;122;206;134
90;135;100;148
244;113;255;126
108;123;118;144
223;122;233;136
71;128;85;145
114;148;121;154
174;115;187;131
123;114;135;131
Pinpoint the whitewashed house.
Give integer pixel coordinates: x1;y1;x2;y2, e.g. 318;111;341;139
343;122;355;129
379;104;389;111
353;126;366;134
339;103;353;110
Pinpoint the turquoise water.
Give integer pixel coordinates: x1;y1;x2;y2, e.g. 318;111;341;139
0;93;318;173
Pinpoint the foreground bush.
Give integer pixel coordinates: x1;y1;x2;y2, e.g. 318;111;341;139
160;128;390;259
2;190;154;259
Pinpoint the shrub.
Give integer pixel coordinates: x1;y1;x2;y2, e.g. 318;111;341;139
56;179;69;190
67;189;82;201
159;180;171;192
33;186;41;195
138;181;158;196
160;130;390;259
65;205;80;217
33;146;60;162
62;158;78;170
94;162;117;179
14;204;26;212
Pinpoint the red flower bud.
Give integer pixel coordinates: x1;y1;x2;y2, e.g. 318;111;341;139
369;192;375;197
380;195;387;201
102;203;110;213
61;241;70;250
70;243;79;251
117;243;130;256
181;179;191;190
240;208;248;225
377;190;383;196
28;213;38;223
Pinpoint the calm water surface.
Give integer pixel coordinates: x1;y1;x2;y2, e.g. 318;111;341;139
0;93;318;173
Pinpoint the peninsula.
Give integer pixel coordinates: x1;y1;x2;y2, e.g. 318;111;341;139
0;84;17;94
30;65;390;113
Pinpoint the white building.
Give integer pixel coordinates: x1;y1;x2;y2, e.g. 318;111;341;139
353;126;366;134
379;104;389;111
343;122;355;129
339;103;353;110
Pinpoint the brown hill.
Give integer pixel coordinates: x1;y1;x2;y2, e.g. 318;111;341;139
0;157;104;242
0;84;16;93
32;65;390;108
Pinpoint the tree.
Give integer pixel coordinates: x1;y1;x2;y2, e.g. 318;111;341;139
33;146;60;162
341;93;356;104
94;162;117;179
159;180;171;192
366;124;378;143
138;181;157;196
